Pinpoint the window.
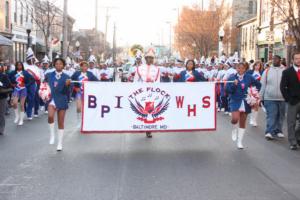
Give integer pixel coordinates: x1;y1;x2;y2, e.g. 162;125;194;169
14;0;17;23
5;1;9;29
20;5;23;25
249;1;254;14
26;5;29;22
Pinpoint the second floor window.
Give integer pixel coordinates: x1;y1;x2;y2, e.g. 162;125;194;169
5;1;9;29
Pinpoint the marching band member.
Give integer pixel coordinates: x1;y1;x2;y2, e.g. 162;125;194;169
88;55;100;78
248;61;264;127
128;50;143;82
179;59;206;82
24;48;41;120
71;61;98;114
45;58;71;151
9;62;35;126
160;64;172;82
41;55;54;114
226;62;261;149
172;59;184;82
99;64;112;82
134;48;160;138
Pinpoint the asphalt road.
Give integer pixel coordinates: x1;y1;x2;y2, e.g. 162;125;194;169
1;104;300;200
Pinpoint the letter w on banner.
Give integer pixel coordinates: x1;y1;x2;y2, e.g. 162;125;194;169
82;82;216;133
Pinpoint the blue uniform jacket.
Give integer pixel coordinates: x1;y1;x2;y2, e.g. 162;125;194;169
71;71;98;88
9;70;35;88
46;71;70;110
226;73;261;113
178;70;207;82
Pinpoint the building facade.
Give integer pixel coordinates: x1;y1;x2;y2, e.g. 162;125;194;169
221;0;257;55
0;0;13;62
238;17;257;61
11;0;38;62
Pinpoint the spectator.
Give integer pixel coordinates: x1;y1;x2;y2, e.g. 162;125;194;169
280;51;300;150
0;64;12;135
259;55;286;140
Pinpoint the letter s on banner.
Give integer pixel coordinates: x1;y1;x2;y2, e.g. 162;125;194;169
202;96;211;108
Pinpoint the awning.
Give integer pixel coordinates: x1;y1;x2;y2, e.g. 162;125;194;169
0;35;13;46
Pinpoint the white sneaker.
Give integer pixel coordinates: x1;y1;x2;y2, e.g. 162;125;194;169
225;112;229;115
277;133;285;138
28;117;33;121
34;114;38;118
265;133;274;140
45;111;48;114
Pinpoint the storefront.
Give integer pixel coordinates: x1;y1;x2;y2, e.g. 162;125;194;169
257;25;286;62
12;30;36;62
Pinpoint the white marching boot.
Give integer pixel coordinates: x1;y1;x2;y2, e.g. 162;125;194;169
14;109;19;124
231;124;238;142
251;111;258;127
57;129;64;151
237;128;245;149
18;112;24;126
49;123;55;145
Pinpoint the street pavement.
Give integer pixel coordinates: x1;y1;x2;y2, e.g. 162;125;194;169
1;103;300;200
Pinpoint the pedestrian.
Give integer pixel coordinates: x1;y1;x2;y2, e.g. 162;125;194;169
248;61;264;127
134;48;160;138
0;64;12;135
226;62;261;149
259;55;286;140
178;59;206;82
9;62;35;126
280;51;300;150
45;58;71;151
71;61;98;115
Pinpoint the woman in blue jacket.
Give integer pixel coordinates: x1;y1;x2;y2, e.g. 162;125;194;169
45;58;71;151
71;61;98;114
178;60;207;82
226;62;261;149
9;61;35;126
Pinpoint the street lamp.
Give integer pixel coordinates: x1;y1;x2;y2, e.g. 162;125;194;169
218;27;225;57
60;34;63;58
25;21;33;49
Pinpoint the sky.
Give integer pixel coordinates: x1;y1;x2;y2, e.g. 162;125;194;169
61;0;209;47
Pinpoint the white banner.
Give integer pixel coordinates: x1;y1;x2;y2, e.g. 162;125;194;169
82;82;216;133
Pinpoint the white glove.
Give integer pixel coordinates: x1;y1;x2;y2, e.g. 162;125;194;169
0;81;3;87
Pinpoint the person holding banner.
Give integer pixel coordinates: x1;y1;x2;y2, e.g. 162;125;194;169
45;58;71;151
134;48;160;138
226;62;261;149
178;60;206;82
71;61;98;114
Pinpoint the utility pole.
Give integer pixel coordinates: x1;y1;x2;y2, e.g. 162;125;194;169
62;0;68;58
95;0;98;31
112;23;117;81
100;6;118;60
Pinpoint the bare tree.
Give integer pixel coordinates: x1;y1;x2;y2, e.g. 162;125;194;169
272;0;300;50
174;0;231;58
21;0;62;57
